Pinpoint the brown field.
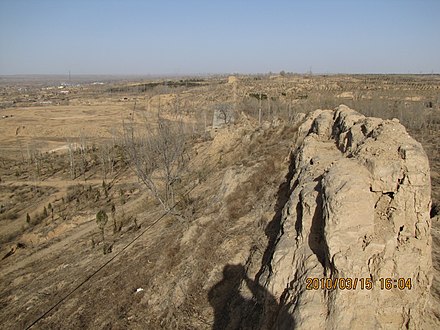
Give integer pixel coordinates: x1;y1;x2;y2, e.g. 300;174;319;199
0;74;439;328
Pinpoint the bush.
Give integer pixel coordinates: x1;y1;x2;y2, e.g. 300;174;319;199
96;210;108;230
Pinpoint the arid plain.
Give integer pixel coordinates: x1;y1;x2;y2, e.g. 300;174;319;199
1;74;439;328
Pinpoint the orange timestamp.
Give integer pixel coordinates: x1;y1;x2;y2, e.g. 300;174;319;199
305;277;412;291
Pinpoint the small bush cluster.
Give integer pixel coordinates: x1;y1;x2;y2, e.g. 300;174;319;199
25;207;48;227
66;184;108;209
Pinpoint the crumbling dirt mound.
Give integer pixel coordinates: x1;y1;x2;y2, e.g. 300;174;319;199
260;105;435;329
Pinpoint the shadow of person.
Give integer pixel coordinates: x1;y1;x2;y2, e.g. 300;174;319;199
208;264;294;330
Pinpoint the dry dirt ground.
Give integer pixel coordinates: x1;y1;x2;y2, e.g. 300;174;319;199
0;75;439;329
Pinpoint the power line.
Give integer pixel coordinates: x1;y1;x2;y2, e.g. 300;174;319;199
25;212;165;329
25;181;198;329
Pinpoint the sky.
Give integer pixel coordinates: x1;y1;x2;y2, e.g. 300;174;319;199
0;0;439;75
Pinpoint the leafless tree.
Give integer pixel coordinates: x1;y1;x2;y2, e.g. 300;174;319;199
97;142;115;180
27;143;42;190
123;114;188;217
66;139;76;179
78;131;88;181
214;103;233;125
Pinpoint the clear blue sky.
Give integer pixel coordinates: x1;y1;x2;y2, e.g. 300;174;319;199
0;0;439;75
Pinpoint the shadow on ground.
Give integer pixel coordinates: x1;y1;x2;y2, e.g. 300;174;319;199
208;264;294;329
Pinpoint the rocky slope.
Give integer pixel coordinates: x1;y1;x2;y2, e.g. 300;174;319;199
260;105;433;329
1;105;437;329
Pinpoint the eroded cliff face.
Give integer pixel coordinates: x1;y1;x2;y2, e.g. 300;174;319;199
260;105;432;329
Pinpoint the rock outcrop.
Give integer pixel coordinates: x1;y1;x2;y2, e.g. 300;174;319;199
260;105;432;329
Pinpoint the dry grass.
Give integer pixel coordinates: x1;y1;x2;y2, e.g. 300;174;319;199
226;160;276;221
0;74;439;329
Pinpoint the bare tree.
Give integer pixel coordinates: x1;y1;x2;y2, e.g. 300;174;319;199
78;131;88;181
213;103;233;126
123;114;188;217
66;139;76;179
27;143;42;190
97;142;115;180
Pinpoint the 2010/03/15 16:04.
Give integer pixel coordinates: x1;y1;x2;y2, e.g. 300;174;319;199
305;277;412;290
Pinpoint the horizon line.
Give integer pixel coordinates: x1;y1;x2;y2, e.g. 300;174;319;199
1;71;439;78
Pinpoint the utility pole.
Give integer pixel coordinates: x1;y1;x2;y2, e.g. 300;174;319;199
132;101;136;121
259;92;262;126
233;80;237;114
268;94;271;119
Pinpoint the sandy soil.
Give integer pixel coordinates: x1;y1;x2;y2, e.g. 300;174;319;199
0;104;134;158
0;75;439;328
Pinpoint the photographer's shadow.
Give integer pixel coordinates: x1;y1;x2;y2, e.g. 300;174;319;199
208;264;294;330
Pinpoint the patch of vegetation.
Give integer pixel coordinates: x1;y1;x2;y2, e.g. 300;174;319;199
108;79;206;94
249;93;267;100
0;185;58;222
